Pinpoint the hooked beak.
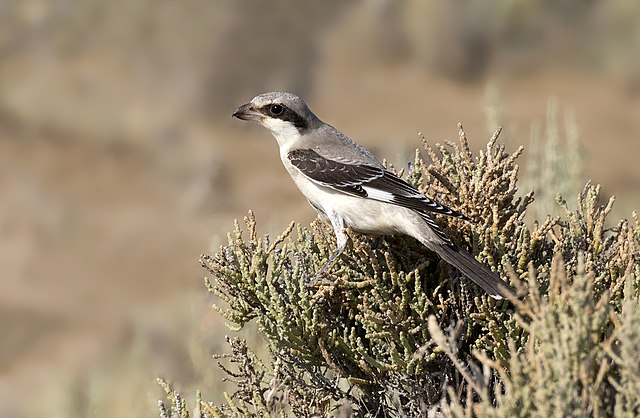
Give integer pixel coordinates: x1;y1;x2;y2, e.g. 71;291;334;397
232;103;262;122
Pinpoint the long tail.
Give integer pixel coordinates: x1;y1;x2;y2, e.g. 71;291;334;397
432;244;516;300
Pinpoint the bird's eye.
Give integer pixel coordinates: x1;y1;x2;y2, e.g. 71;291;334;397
270;104;284;116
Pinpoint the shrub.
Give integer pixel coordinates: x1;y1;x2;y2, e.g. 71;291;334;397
158;125;639;417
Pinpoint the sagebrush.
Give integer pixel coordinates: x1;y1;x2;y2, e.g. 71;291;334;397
159;125;639;417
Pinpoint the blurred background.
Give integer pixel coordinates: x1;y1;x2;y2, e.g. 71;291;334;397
1;0;638;416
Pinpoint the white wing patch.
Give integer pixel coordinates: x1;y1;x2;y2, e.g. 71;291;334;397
362;186;395;203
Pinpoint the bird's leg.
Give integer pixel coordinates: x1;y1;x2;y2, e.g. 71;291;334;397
308;243;345;286
316;246;343;275
308;212;347;287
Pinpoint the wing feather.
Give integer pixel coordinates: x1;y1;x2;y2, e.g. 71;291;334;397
287;148;469;223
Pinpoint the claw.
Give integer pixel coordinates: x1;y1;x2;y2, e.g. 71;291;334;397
307;272;333;287
307;248;342;287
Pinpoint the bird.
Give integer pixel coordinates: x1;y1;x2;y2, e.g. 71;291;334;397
232;92;515;299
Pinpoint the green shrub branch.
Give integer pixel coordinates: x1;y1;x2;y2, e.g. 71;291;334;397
158;125;639;417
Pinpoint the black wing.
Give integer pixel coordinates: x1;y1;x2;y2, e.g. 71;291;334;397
287;148;469;221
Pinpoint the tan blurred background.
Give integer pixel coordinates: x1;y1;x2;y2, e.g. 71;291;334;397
1;1;639;416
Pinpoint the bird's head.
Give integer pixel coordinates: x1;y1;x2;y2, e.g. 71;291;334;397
232;92;320;145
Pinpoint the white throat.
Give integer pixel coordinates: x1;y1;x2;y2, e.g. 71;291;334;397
261;118;303;152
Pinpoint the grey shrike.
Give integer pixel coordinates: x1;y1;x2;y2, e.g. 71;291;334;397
232;92;515;300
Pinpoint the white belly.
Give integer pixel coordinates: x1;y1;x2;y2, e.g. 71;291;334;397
287;166;420;236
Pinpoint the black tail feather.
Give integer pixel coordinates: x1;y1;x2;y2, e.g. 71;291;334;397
433;244;516;300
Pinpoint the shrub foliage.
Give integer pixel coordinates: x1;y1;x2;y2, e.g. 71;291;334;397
158;125;639;417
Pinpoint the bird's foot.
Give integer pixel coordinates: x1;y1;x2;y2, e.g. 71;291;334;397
307;271;334;288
